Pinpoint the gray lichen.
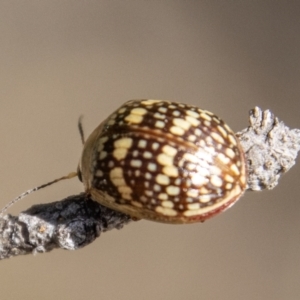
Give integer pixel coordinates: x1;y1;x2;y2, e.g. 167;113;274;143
0;194;131;260
236;107;300;191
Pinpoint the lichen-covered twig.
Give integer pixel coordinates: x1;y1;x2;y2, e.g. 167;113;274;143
0;107;299;260
0;194;131;260
236;107;300;191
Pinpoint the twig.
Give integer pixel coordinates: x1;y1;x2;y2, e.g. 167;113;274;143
0;107;299;260
236;107;300;191
0;194;131;260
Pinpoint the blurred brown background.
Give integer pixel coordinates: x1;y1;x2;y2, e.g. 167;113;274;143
0;1;299;299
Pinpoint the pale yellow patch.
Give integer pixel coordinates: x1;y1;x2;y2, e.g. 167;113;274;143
147;163;157;172
188;135;197;142
209;165;222;175
199;187;210;194
186;163;196;171
223;123;232;132
185;115;200;127
183;153;198;163
155;206;177;216
107;119;115;125
158;106;167;113
113;148;128;160
118;186;132;194
195;128;202;136
118;107;126;114
205;137;213;147
170;126;185;136
163;166;178;177
155;120;165;128
213;117;221;124
186;110;199;118
217;125;228;137
228;134;237;146
130;160;142;168
225;183;233;190
110;167;123;178
112;178;126;186
187;189;199;198
224;174;234;183
157;153;173;166
234;185;242;195
161;201;174;208
199;195;213;203
174;178;181;185
166;185;180;196
141;99;162;105
211;132;225;144
187;203;200;210
210;175;223;187
125;114;143;124
99;136;109;144
114;137;133;149
154;112;165;119
138;140;147;148
191;173;208;186
162;145;177;156
99;151;107;160
183;209;202;217
158;193;168;200
203;110;214;116
154;184;161;192
152;142;159;150
156;174;170;185
204;120;212;127
172;110;181;116
230;164;240;175
240;175;246;186
173;118;191;130
225;148;235;159
143;151;152;159
145;190;153;197
200;113;212;121
217;153;230;165
131;107;147;115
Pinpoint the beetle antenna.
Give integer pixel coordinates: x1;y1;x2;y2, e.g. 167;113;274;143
0;171;78;215
78;115;85;145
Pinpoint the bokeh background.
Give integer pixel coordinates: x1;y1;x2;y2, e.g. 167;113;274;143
0;1;299;299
